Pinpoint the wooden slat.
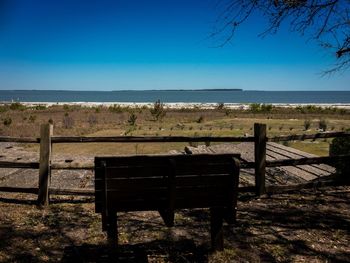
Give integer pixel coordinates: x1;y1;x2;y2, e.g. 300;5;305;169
0;161;39;169
254;123;266;195
266;155;350;167
0;136;40;143
267;145;329;177
0;186;38;194
268;131;350;142
268;142;335;173
52;136;254;143
37;123;52;206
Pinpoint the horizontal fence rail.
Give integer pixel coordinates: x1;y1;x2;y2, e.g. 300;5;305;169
0;136;40;143
0;161;39;169
266;154;350;167
268;131;350;142
50;135;255;143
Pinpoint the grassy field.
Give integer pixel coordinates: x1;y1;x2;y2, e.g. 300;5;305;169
1;103;349;156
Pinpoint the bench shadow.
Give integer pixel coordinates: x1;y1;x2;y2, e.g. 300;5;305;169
61;240;208;263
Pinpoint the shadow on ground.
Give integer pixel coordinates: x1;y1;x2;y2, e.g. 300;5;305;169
0;187;349;262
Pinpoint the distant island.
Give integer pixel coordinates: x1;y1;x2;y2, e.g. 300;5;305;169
135;88;243;92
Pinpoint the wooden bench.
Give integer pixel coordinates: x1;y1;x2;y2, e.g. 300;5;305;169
95;154;240;251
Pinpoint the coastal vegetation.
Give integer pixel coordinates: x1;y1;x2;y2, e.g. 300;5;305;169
0;102;349;156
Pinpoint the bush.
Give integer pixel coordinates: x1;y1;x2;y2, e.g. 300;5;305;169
216;103;225;110
249;103;261;113
127;113;137;126
303;120;311;130
34;105;46;110
3;117;12;126
318;119;327;131
330;132;350;178
249;103;273;113
150;99;166;121
88;115;98;127
29;115;36;123
9;102;26;111
63;113;74;129
196;115;204;123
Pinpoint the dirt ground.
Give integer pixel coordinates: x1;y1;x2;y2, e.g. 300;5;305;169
0;186;349;263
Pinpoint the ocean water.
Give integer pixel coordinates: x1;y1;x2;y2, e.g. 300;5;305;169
0;90;350;104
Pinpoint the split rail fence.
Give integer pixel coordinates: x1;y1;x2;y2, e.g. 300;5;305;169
0;123;349;205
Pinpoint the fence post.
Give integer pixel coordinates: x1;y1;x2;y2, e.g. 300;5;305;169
38;123;53;206
254;123;266;196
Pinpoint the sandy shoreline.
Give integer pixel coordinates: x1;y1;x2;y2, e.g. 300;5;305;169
1;101;350;109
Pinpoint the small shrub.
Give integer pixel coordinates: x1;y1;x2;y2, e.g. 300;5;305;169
10;102;26;111
63;114;74;129
3;117;12;126
109;104;123;113
330;132;350;178
318;119;327;131
303;120;311;131
34;105;46;110
150;99;166;121
216;103;225;110
196;115;204;123
261;104;273;112
29;115;36;123
127;113;137;126
88;115;98;127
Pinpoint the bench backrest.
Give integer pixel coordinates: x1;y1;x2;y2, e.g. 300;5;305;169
95;154;240;213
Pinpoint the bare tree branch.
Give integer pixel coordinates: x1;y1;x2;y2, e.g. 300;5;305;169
213;0;350;74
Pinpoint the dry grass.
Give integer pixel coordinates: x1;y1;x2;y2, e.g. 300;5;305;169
1;105;349;156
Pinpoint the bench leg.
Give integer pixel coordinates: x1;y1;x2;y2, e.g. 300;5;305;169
210;207;224;251
107;212;118;249
158;209;174;227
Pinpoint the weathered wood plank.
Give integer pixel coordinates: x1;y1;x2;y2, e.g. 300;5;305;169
0;186;38;194
268;132;350;142
254;123;267;195
266;155;350;167
52;136;254;143
37;124;53;206
0;136;40;143
268;142;335;173
0;161;39;169
267;144;330;177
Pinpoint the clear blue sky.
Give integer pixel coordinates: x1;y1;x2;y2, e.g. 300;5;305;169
0;0;349;91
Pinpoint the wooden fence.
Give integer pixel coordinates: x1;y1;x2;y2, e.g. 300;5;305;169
0;123;349;205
